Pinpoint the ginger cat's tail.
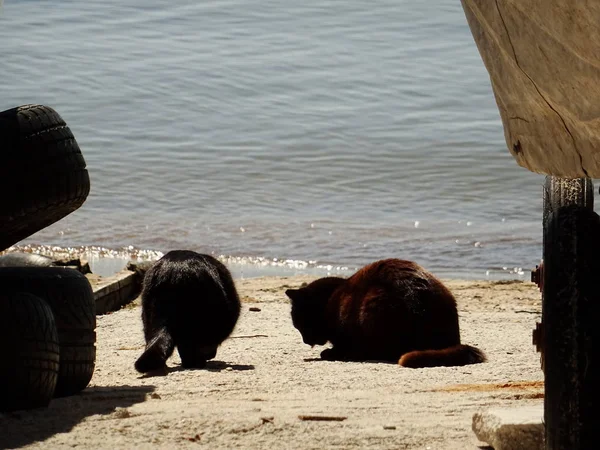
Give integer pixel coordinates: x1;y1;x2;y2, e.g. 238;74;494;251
398;344;486;368
134;327;175;373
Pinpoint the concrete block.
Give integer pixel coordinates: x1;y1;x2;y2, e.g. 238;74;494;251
472;405;544;450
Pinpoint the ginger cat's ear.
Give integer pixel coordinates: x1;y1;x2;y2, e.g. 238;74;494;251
285;288;300;301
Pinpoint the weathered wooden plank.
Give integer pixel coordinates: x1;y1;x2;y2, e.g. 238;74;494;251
460;0;600;177
87;268;144;315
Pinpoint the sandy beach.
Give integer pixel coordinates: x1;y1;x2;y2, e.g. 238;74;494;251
0;276;544;450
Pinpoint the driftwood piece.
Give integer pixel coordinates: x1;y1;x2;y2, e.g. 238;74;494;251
229;334;268;339
460;0;600;177
298;415;347;422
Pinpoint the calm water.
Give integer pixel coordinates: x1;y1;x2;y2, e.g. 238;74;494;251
0;1;563;279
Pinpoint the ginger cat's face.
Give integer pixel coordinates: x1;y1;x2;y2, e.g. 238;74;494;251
285;277;345;347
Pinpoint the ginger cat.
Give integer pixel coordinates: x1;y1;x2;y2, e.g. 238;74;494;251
286;258;486;368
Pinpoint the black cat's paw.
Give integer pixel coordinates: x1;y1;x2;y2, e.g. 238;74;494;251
181;358;208;369
140;365;169;378
203;347;217;360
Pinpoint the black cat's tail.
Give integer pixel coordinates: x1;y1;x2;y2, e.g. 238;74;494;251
135;327;175;373
398;344;487;368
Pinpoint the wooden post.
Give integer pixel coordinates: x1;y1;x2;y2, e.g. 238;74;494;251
542;176;599;449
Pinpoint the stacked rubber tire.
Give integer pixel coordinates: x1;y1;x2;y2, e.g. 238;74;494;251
0;105;95;412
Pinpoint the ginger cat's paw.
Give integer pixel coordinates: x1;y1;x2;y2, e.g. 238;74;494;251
320;348;337;361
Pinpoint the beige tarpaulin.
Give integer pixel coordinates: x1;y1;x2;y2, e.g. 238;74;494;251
460;0;600;178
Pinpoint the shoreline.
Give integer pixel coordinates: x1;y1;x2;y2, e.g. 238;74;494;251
2;245;533;282
0;274;543;449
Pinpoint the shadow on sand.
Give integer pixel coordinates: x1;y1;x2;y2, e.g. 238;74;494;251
205;360;254;372
0;385;155;449
139;360;255;378
303;357;395;364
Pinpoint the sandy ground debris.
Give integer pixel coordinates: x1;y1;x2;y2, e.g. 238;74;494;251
0;276;544;450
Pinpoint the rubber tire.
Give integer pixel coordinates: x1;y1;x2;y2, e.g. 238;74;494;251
0;292;60;412
542;176;599;448
0;104;90;251
0;267;96;397
0;252;55;267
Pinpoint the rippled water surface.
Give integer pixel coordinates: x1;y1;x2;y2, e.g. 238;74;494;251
1;1;562;279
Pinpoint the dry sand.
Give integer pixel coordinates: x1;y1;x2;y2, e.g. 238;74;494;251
0;276;544;450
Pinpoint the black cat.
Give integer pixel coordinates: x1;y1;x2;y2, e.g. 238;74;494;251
134;250;241;373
